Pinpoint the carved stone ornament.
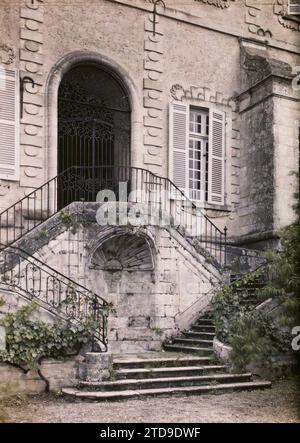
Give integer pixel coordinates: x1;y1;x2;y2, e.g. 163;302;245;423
0;45;16;65
274;0;300;32
194;0;235;9
170;84;185;101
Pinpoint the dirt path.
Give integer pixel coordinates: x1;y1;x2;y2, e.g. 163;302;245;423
3;378;300;423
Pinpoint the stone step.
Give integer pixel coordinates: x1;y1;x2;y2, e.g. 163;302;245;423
192;325;215;332
62;380;272;401
173;338;214;347
184;331;215;339
196;319;214;326
163;344;214;354
113;356;213;369
115;364;228;380
77;373;253;391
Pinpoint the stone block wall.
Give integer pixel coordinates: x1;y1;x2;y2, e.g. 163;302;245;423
0;357;78;394
35;222;221;353
3;203;221;353
0;0;299;244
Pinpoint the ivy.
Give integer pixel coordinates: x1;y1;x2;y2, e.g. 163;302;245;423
0;303;98;373
212;268;266;342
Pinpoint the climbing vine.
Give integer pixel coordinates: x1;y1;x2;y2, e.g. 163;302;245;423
212;224;300;370
0;303;98;382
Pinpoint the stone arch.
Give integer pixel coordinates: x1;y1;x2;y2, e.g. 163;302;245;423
90;233;154;272
88;226;157;272
45;51;143;181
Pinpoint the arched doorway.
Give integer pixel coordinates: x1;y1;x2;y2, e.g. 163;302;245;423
57;64;131;208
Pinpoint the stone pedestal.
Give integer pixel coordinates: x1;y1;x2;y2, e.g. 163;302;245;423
77;352;113;382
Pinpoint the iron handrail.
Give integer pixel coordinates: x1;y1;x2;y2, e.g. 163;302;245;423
0;243;108;352
0;165;227;265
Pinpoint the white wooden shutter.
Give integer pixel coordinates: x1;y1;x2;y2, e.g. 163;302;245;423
208;108;225;205
289;0;300;14
169;102;188;195
0;68;19;180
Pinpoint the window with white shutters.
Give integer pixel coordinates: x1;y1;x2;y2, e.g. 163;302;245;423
169;103;225;205
0;68;19;180
288;0;300;15
208;109;225;205
169;102;188;195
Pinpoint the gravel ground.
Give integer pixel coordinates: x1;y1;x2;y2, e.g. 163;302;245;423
3;377;300;423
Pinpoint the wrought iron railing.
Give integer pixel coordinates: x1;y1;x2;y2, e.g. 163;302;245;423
0;166;227;265
0;244;108;352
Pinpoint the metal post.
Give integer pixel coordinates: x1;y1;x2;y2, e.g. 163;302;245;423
224;226;228;266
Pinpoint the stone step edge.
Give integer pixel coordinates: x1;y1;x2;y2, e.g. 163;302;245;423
185;331;215;336
78;373;253;388
173;337;214;346
164;345;214;352
62;381;272;400
113;356;213;365
115;365;228;375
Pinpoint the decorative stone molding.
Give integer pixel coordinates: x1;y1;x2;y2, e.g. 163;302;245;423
143;9;164;174
0;44;16;65
19;0;45;188
245;0;272;37
170;83;237;110
274;0;300;32
194;0;235;9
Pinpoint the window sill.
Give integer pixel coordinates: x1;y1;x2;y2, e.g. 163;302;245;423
197;203;231;212
171;196;231;212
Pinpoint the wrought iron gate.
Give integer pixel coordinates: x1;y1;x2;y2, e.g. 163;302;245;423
58;65;131;208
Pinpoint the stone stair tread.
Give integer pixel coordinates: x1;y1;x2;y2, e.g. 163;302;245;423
194;325;215;329
116;364;228;375
62;380;272;400
113;356;212;365
164;345;214;352
195;323;215;327
174;338;213;344
79;373;253;388
187;331;215;336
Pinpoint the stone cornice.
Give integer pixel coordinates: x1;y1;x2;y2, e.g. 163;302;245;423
106;0;300;55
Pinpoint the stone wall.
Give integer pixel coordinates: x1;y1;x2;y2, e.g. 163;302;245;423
0;0;299;254
3;202;222;353
0;357;78;394
234;41;300;246
38;224;221;353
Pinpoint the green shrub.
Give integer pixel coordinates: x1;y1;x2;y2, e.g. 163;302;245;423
213;224;300;371
0;303;98;370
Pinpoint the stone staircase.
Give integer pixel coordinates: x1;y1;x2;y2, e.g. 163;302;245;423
62;314;271;401
164;317;215;354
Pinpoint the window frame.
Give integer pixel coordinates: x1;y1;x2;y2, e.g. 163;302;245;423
0;67;20;181
169;99;231;210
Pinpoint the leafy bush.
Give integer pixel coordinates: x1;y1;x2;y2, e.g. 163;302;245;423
212;268;266;342
0;303;98;370
213;224;300;370
227;310;293;371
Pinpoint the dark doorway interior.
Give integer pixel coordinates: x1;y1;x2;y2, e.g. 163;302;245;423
57;64;131;208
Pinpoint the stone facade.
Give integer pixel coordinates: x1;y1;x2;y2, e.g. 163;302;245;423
0;0;298;243
0;0;299;390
